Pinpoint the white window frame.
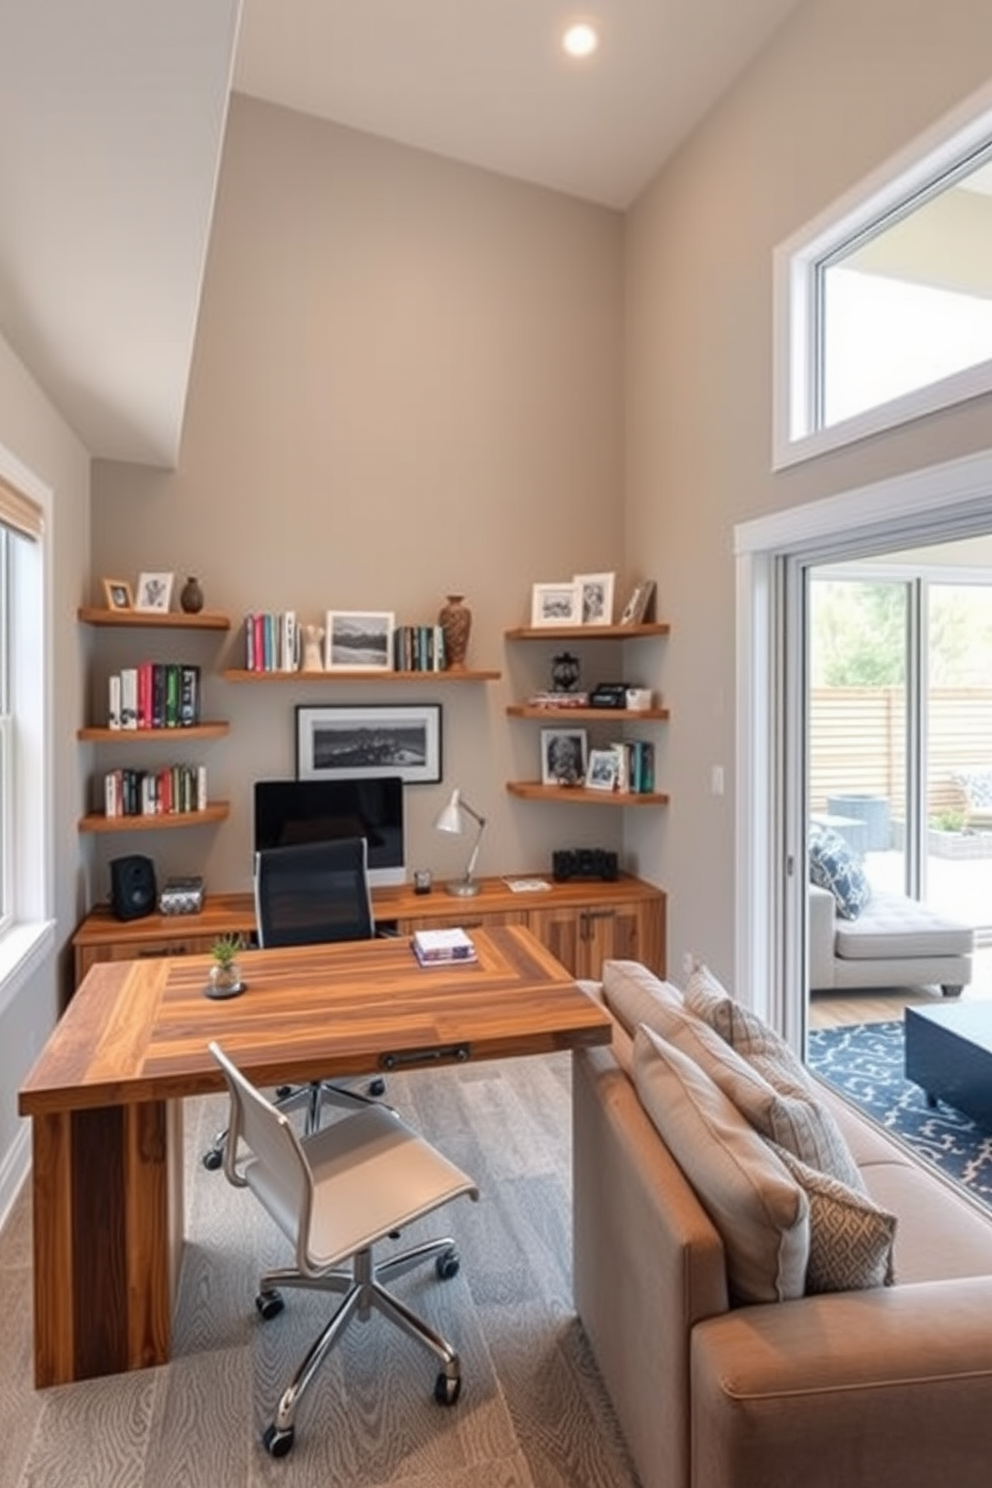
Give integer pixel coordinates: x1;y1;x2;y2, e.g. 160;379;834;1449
773;78;992;471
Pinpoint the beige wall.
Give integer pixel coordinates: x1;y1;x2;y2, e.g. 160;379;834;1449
625;0;992;982
92;96;627;895
0;330;90;1205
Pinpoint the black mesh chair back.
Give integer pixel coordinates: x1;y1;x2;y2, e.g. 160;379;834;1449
254;837;375;948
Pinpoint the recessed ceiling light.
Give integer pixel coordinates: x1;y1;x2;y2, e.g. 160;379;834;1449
562;22;599;59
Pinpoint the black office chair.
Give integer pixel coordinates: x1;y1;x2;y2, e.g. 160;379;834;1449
202;836;385;1170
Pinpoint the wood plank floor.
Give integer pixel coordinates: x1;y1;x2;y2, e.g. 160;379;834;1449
809;946;992;1030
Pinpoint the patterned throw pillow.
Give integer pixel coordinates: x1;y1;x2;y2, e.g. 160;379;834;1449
953;769;992;809
808;825;871;920
683;960;865;1192
768;1142;896;1294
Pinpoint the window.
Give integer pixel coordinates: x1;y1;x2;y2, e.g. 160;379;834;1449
774;81;992;468
0;455;49;1000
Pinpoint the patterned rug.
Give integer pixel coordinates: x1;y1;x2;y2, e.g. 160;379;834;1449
807;1019;992;1213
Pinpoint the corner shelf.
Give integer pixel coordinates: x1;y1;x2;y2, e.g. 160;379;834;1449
504;623;670;642
77;723;230;742
78;802;231;833
506;704;669;722
78;607;232;631
505;782;669;806
222;668;501;683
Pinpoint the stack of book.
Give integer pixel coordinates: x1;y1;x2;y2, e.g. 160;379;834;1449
393;624;447;672
411;927;478;966
243;611;301;671
103;763;208;817
527;690;590;708
108;663;201;729
609;739;656;794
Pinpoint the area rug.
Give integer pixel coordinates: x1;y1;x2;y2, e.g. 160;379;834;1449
807;1020;992;1213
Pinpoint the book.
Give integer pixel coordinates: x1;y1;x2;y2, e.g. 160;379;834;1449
412;927;477;964
108;674;121;730
502;877;552;893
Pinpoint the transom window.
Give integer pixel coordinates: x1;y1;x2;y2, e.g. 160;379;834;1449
774;82;992;468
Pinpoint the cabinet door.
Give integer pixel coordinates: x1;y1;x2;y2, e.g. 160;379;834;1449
529;897;665;980
526;904;587;978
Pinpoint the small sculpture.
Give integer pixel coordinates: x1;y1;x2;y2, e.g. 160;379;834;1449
302;624;324;672
179;576;204;614
551;652;581;692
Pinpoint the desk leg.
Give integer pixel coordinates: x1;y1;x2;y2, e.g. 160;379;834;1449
31;1099;181;1386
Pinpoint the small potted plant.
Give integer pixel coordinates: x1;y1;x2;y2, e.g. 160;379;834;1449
207;933;245;998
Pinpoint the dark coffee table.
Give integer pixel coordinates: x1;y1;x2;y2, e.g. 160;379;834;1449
905;1002;992;1127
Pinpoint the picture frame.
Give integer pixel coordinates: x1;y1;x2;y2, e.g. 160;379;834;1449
102;577;133;611
325;610;395;671
134;572;174;613
586;747;620;792
540;727;588;787
619;579;657;626
296;704;441;784
531;581;580;628
574;571;615;626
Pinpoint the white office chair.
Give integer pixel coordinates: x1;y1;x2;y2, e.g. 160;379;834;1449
209;1040;479;1458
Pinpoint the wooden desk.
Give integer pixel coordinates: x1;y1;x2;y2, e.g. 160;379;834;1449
19;926;610;1388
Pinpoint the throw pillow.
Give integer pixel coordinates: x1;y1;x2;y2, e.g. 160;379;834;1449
633;1025;809;1305
768;1141;897;1294
602;958;686;1038
683;960;865;1192
808;824;871;920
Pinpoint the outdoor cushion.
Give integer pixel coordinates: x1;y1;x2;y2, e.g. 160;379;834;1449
834;891;974;961
808;824;871;919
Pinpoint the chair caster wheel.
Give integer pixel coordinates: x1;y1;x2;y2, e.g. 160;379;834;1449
368;1077;386;1097
435;1370;461;1406
202;1148;223;1171
256;1289;285;1321
262;1423;295;1457
436;1248;460;1281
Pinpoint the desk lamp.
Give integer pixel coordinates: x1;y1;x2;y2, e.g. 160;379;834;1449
434;788;487;897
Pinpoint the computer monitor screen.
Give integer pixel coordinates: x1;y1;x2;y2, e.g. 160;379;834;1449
253;776;405;887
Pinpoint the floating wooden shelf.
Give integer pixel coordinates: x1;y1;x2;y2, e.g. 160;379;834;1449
78;607;231;631
505;782;669;806
78;802;230;833
77;723;230;742
222;668;501;683
504;623;670;642
506;704;669;721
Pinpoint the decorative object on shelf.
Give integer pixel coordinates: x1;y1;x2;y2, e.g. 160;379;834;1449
619;579;656;625
302;624;324;672
413;868;433;895
296;703;442;784
551;652;581;692
438;593;472;669
325;610;395;671
551;847;619;882
541;727;588;786
531;580;580;628
434;787;487;897
625;687;655;710
102;577;133;611
135;571;175;613
586;748;620;792
573;571;615;626
179;576;204;614
207;933;245;999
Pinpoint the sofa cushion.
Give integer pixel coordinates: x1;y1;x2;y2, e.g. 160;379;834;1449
808;824;871;919
833;890;973;960
768;1141;897;1293
633;1025;809;1304
601;958;684;1037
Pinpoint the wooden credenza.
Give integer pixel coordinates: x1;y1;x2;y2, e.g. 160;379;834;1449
72;873;666;987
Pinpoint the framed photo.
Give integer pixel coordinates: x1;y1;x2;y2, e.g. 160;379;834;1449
134;572;174;613
574;571;615;626
619;579;656;626
325;611;395;671
540;727;588;787
586;748;620;792
297;704;441;784
102;577;133;611
531;581;580;628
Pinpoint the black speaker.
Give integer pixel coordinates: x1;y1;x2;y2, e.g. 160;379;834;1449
109;855;158;921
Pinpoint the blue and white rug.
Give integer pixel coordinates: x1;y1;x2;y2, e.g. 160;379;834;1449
807;1019;992;1214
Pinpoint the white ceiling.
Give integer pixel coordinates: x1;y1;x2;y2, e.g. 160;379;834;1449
0;0;803;468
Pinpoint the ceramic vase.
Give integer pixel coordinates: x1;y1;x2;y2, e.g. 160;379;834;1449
439;594;472;670
180;576;204;614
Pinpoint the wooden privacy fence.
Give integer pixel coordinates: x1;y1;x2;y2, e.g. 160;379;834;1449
808;687;992;819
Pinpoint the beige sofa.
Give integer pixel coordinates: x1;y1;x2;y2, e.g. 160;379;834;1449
808;880;973;997
573;964;992;1488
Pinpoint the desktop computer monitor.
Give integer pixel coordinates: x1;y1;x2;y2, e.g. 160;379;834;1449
253;775;406;887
